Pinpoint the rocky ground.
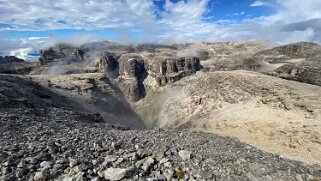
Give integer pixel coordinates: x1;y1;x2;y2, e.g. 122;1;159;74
137;70;321;166
1;75;321;181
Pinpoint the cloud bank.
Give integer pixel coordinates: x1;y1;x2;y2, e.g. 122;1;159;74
1;0;321;60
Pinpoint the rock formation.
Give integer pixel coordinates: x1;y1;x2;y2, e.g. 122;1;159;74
0;56;38;74
154;57;201;86
39;44;85;64
97;51;202;101
0;56;25;64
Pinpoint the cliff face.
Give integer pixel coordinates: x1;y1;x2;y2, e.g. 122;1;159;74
249;42;321;86
39;44;85;64
98;52;202;101
0;56;38;74
0;56;25;64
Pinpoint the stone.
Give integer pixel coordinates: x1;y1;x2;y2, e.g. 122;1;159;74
179;150;192;161
103;168;127;181
40;161;52;169
17;159;26;168
69;158;78;168
142;157;155;171
153;151;165;162
34;169;51;181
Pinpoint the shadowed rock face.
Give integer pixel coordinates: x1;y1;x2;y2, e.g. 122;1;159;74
0;56;38;74
117;54;148;102
98;53;202;101
0;56;24;64
99;52;120;78
39;44;85;64
155;57;202;86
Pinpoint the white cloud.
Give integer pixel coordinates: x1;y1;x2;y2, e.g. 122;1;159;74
28;37;49;40
9;48;34;60
0;0;156;31
250;0;267;7
1;0;321;59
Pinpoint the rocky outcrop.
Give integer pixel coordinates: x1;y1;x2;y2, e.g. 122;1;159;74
98;52;201;101
98;52;120;78
262;42;319;57
253;42;321;63
0;56;38;74
0;56;24;64
39;44;84;64
273;64;321;86
247;42;321;86
117;54;147;102
154;57;202;86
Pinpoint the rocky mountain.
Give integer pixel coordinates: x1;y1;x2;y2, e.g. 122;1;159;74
36;43;203;101
0;56;25;64
135;70;321;165
2;41;321;180
1;74;321;180
0;56;39;74
249;42;321;86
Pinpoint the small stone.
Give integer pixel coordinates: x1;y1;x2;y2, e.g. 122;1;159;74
153;151;165;162
159;158;169;164
16;169;25;178
69;158;78;167
40;161;52;169
135;145;140;150
142;157;155;171
296;174;304;181
103;168;127;181
34;169;51;181
111;142;120;149
165;169;174;180
179;150;192;161
17;159;26;168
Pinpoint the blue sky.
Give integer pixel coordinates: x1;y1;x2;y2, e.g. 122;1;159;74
1;0;321;60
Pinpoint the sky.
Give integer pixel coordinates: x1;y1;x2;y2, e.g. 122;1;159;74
1;0;321;60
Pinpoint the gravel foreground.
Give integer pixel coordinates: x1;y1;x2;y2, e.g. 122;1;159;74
1;75;321;180
1;110;321;181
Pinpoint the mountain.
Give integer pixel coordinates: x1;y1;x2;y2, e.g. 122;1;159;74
1;41;321;180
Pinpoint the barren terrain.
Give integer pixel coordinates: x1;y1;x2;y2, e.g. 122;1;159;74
137;70;321;165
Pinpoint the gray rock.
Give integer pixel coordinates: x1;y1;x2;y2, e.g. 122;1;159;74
179;150;192;161
142;157;155;171
103;168;127;181
40;161;52;169
69;158;78;168
34;169;51;181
